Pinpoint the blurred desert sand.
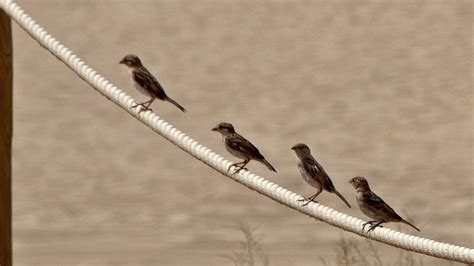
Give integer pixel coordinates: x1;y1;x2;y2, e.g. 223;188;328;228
11;0;472;265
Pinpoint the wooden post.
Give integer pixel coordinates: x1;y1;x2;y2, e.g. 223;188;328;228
0;8;12;266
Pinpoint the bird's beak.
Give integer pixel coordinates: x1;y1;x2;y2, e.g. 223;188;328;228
211;127;218;132
290;146;296;151
119;59;125;64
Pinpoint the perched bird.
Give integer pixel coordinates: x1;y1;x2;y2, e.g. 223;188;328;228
120;54;186;113
291;143;351;208
349;176;420;232
212;122;276;174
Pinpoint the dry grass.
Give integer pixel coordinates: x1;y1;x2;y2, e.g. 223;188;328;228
335;236;459;266
221;223;269;266
221;224;460;266
335;236;423;266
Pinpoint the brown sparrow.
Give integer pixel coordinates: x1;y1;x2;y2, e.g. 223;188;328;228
120;54;186;113
349;176;420;232
291;143;351;208
212;122;276;174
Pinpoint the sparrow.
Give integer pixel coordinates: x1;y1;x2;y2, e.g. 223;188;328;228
120;54;186;113
349;176;420;232
291;143;351;208
212;122;277;174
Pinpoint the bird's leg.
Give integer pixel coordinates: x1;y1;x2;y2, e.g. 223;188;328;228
133;98;154;113
227;161;246;172
362;221;377;231
138;98;155;113
367;221;384;233
132;99;151;108
232;160;250;175
144;98;155;109
299;196;312;202
300;190;322;207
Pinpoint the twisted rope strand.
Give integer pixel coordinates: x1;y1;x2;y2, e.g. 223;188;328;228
1;0;472;263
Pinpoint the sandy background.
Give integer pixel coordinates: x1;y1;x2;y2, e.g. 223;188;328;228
10;0;472;265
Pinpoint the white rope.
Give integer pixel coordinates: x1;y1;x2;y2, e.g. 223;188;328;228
1;0;472;263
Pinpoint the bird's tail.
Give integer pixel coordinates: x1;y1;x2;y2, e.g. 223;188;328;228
400;218;420;232
260;158;277;172
165;96;186;112
334;190;351;208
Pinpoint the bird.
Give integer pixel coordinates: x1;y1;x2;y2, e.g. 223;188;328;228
291;143;351;208
120;54;186;113
212;122;276;174
349;176;420;232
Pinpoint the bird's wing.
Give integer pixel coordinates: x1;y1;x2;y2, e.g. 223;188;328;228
226;134;264;160
302;156;336;189
301;156;319;177
362;191;401;219
133;68;166;98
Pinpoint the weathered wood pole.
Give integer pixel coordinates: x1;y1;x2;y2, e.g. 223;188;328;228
0;8;12;266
